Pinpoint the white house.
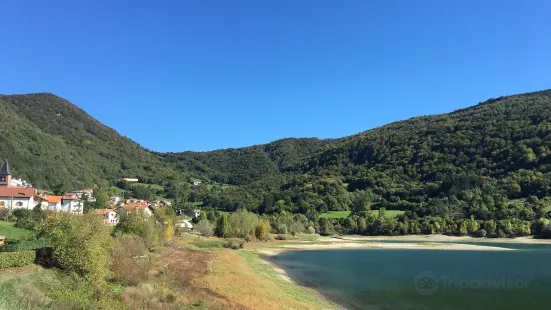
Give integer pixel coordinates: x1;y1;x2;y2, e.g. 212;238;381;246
40;196;63;211
123;178;139;182
0;160;37;210
96;209;119;225
109;197;122;204
62;195;84;214
0;188;37;210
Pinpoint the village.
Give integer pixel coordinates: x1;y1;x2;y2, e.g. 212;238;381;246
0;159;198;228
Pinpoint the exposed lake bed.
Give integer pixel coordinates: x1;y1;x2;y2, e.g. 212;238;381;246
261;236;551;310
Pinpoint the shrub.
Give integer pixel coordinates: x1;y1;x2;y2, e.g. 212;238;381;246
225;240;244;250
307;226;316;234
115;209;159;249
0;251;36;269
0;238;51;252
193;240;243;250
36;213;113;286
195;220;214;237
229;209;258;238
255;220;271;241
276;224;288;235
475;229;487;238
193;240;229;248
275;234;289;240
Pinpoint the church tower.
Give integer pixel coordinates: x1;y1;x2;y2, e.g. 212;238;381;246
0;159;12;187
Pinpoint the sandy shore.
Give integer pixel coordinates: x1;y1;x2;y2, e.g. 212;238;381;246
253;234;551;255
334;234;551;244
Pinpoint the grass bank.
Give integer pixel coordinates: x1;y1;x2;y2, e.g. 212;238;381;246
0;221;34;240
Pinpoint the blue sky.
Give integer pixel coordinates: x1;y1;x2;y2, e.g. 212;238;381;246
1;0;550;152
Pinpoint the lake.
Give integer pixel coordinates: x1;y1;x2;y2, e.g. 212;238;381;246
269;242;551;310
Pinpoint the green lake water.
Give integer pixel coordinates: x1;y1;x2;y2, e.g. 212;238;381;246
269;242;551;310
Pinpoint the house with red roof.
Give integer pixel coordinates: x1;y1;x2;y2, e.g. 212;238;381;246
95;208;119;225
0;160;38;210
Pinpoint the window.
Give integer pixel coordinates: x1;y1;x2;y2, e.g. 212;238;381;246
15;202;23;207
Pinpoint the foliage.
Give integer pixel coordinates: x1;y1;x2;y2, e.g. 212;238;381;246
228;209;258;238
0;93;181;189
0;238;50;252
115;208;159;248
193;240;243;249
132;185;155;201
214;213;230;238
254;219;271;241
0;251;36;269
5;90;551;237
195;220;214;237
36;213;113;287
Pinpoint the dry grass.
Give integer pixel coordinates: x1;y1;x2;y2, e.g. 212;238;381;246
193;248;330;310
111;236;151;286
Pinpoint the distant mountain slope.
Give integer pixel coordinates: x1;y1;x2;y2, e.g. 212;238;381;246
162;138;332;185
0;93;178;189
196;89;551;220
3;88;551;222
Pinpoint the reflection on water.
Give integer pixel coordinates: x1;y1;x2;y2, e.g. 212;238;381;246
269;242;551;310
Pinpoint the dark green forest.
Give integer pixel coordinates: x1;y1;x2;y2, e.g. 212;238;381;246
3;90;551;237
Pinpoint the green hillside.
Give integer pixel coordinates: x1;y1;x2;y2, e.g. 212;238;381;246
0;93;179;189
162;137;331;185
3;89;551;236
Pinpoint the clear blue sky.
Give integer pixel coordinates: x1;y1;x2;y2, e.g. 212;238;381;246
1;1;550;152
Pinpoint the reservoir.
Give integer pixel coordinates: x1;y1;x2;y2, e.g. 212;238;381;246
269;242;551;310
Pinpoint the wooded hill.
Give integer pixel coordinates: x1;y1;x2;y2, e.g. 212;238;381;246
3;90;551;229
0;93;179;189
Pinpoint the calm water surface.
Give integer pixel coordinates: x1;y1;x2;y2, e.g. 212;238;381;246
269;242;551;310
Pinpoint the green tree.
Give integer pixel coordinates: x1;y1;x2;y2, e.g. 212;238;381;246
116;209;158;248
215;213;230;238
36;213;113;289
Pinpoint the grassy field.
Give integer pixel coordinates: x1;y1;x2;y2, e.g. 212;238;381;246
382;210;405;217
320;210;405;219
0;221;34;239
319;211;351;219
132;182;165;191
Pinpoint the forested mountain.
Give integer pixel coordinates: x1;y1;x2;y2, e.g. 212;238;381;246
3;89;551;237
0;93;179;189
162;138;332;185
178;89;551;237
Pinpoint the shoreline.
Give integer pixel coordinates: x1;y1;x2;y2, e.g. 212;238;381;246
249;235;551;309
252;234;551;256
260;257;345;310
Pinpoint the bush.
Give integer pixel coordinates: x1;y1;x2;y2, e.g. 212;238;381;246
0;238;51;252
115;209;159;249
193;240;243;250
276;224;288;235
275;234;289;240
193;240;229;248
475;229;487;238
307;226;316;234
195;220;214;237
255;220;271;241
0;251;36;269
36;213;114;286
225;240;244;250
